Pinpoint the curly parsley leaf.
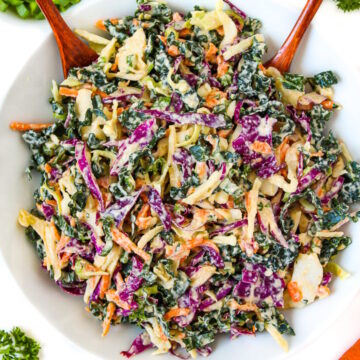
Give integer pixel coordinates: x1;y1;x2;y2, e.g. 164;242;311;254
0;327;41;359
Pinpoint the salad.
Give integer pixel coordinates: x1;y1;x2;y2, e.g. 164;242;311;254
11;0;360;357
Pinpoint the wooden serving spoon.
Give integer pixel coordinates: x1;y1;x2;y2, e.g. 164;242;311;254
35;0;98;77
265;0;323;73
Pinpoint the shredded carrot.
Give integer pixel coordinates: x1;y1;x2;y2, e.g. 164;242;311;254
117;107;125;115
95;19;107;31
50;220;61;242
218;129;232;138
106;289;132;310
228;299;258;312
168;45;180;57
277;137;290;163
197;162;207;179
44;163;52;174
244;192;251;214
59;87;79;98
216;26;224;36
110;18;118;25
56;235;70;254
159;36;167;45
258;63;266;73
227;196;235;209
250;140;272;155
205;89;227;109
102;302;116;337
10;122;53;132
321;99;334;110
205;43;218;64
95;89;108;99
179;28;192;38
111;63;118;72
59;252;71;268
111;228;151;263
132;18;139;26
144;102;153;108
140;192;149;203
99;275;110;300
310;151;324;158
135;178;146;190
287;281;303;302
135;204;152;230
164;307;191;321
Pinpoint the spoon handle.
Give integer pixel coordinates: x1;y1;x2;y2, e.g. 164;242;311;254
36;0;98;77
265;0;323;73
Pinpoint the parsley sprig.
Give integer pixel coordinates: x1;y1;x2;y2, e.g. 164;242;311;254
0;327;41;359
334;0;360;11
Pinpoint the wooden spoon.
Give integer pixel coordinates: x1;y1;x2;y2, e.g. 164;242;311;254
36;0;98;77
265;0;323;73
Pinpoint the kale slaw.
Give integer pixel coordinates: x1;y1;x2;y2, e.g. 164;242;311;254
11;0;360;357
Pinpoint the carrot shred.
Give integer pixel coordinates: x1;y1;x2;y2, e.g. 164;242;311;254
179;28;192;38
250;140;272;155
218;129;232;138
102;302;116;337
106;289;132;310
205;43;218;64
164;307;190;321
59;87;79;98
216;26;224;36
321;99;334;110
258;63;266;73
99;275;110;300
95;19;107;31
111;228;151;263
168;45;180;57
287;281;303;302
277;137;290;163
10;122;53;132
44;163;52;174
205;89;227;109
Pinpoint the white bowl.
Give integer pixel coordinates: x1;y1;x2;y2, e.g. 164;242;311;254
0;0;359;359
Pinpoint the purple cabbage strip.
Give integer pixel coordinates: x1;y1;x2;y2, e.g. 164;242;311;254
119;256;144;307
102;190;142;226
219;162;227;181
320;176;344;205
203;246;225;268
136;109;226;128
174;285;207;327
41;203;55;220
296;167;323;193
138;4;152;12
216;279;235;300
232;114;282;178
102;89;144;104
322;272;333;286
173;56;184;74
210;219;248;237
287;106;312;142
297;151;304;179
110;119;157;175
147;186;172;231
223;0;247;19
120;332;153;359
56;280;86;296
169;92;184;113
61;237;95;263
197;346;213;357
230;326;255;340
173;149;195;182
182;73;200;88
199;297;215;311
75;141;105;211
201;61;222;88
233;263;285;308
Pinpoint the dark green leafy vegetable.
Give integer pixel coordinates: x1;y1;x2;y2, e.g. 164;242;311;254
0;327;41;359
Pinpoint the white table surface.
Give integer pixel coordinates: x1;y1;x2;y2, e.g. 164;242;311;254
0;1;359;359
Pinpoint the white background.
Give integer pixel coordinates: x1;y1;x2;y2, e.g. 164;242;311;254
0;1;359;359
